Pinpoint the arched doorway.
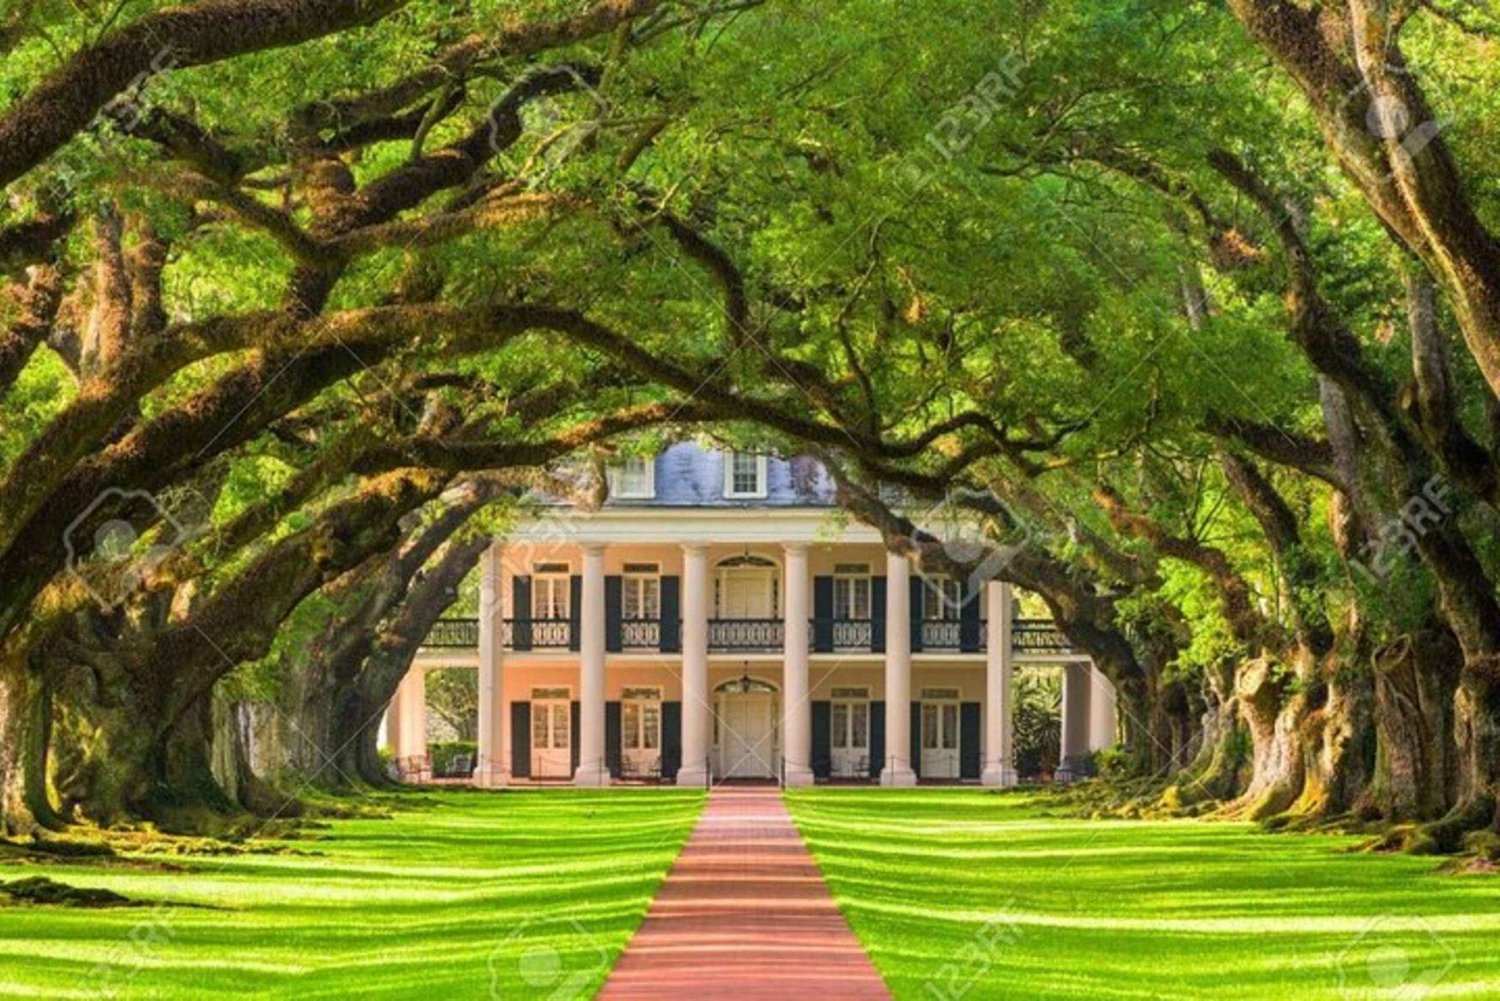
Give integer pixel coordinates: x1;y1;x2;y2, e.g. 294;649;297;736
714;675;780;780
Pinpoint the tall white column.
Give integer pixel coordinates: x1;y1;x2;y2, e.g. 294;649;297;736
981;581;1017;787
476;541;507;787
881;551;917;786
782;543;813;787
1089;667;1118;751
383;688;403;777
677;544;711;786
1058;662;1094;781
574;543;610;786
402;672;426;780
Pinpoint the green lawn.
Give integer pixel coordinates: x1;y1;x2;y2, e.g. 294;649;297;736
785;789;1500;1000
0;789;703;1000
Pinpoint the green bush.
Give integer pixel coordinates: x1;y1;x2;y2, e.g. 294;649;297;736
1013;671;1061;780
428;741;477;778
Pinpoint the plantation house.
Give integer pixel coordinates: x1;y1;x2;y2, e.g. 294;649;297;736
388;445;1115;785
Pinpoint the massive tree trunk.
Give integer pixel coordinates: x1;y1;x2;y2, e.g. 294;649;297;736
0;662;57;834
1367;628;1462;822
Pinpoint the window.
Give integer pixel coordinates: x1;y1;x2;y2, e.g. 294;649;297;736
724;451;767;498
924;576;963;620
611;456;655;499
622;563;660;619
532;564;570;620
832;562;871;619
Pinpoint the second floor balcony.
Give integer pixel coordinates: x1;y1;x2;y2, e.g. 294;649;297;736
423;616;1073;656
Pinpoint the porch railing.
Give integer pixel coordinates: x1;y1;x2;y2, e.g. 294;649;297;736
620;618;660;650
419;615;1075;654
1013;619;1070;653
920;619;962;650
829;618;873;650
426;617;481;647
707;618;783;651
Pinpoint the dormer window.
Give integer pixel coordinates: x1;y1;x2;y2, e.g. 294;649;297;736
724;451;768;499
610;456;655;499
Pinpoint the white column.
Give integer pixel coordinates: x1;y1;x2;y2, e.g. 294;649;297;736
880;551;917;786
782;543;814;787
476;541;507;787
1089;667;1118;751
403;667;428;781
981;581;1017;787
1058;662;1094;781
677;544;711;786
574;543;610;786
383;687;403;776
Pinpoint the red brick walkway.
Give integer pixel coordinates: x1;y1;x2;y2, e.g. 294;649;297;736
597;786;890;999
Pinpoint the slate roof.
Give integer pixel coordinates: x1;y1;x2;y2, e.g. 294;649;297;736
608;442;835;508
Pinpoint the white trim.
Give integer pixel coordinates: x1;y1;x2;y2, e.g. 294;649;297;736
506;507;884;545
723;452;769;499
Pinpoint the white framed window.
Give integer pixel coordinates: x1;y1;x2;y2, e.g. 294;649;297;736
832;562;871;619
923;576;963;621
723;451;768;499
610;456;655;499
532;563;571;620
622;563;661;619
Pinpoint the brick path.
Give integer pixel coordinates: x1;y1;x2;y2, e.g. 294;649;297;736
597;786;890;999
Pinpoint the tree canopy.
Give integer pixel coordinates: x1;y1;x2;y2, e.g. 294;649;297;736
1;0;1498;848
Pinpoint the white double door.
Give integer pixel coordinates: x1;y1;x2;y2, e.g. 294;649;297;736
920;700;961;779
831;700;870;777
717;692;778;779
721;569;774;618
530;698;571;778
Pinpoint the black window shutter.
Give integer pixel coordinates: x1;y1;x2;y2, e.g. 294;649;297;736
661;701;682;779
605;701;622;778
659;576;681;652
605;575;623;652
811;701;832;778
871;576;887;653
909;700;922;778
960;702;981;779
511;576;532;651
568;576;582;651
909;576;925;652
960;591;982;652
570;700;581;772
509;701;531;778
812;576;834;652
869;701;886;778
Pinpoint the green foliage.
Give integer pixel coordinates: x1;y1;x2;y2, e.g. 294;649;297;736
1013;669;1061;780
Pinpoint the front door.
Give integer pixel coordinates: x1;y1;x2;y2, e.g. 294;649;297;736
920;700;960;779
831;699;870;778
530;692;571;778
717;692;776;778
621;688;662;778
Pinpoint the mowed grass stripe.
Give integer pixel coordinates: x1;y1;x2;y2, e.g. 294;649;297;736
0;789;704;1000
785;789;1500;1001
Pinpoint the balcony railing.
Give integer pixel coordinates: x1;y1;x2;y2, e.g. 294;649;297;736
620;618;660;650
920;619;962;650
426;617;481;647
830;618;873;650
1013;619;1070;653
420;615;1074;655
708;618;783;651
